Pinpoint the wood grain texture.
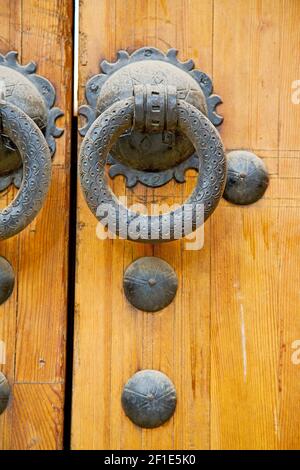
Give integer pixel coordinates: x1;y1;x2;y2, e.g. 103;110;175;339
211;0;300;450
0;0;72;450
11;384;64;450
73;0;300;450
73;0;212;450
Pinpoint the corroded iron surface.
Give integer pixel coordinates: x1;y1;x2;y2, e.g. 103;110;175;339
79;47;223;188
223;151;269;205
107;153;199;188
123;257;178;312
0;256;14;305
79;97;226;242
121;370;177;428
0;51;63;191
0;101;51;239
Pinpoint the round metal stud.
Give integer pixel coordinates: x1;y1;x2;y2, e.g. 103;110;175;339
0;372;10;415
223;150;269;205
0;256;15;305
123;257;178;312
121;370;177;428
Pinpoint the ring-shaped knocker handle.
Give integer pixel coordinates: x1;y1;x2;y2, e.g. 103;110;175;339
0;101;51;240
79;97;226;242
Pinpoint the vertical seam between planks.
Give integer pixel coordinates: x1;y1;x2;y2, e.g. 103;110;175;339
63;0;77;451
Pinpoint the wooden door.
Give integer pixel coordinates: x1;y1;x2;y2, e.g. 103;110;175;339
73;0;300;450
1;0;300;452
0;0;73;450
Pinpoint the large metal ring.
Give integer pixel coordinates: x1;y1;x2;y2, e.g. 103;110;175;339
79;97;226;242
0;101;51;240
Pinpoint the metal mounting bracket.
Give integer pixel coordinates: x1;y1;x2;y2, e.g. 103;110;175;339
79;46;223;189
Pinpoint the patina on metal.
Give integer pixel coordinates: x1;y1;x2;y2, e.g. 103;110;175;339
0;51;63;240
121;370;177;428
0;256;14;305
79;46;223;189
123;257;178;312
223;150;269;205
0;51;63;192
79;92;226;243
0;372;10;415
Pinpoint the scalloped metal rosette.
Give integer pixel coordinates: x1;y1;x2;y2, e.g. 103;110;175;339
0;51;63;191
79;47;223;189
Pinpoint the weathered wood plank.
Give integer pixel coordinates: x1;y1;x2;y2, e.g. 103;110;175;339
0;0;72;449
211;0;300;449
74;0;300;450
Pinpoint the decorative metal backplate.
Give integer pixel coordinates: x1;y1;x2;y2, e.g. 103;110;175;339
123;257;178;311
0;372;10;415
79;47;223;189
107;153;199;188
0;256;15;305
0;51;63;192
121;370;177;428
223;151;269;205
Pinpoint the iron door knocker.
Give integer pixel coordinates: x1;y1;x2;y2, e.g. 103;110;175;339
0;51;63;305
0;51;63;240
79;47;226;243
